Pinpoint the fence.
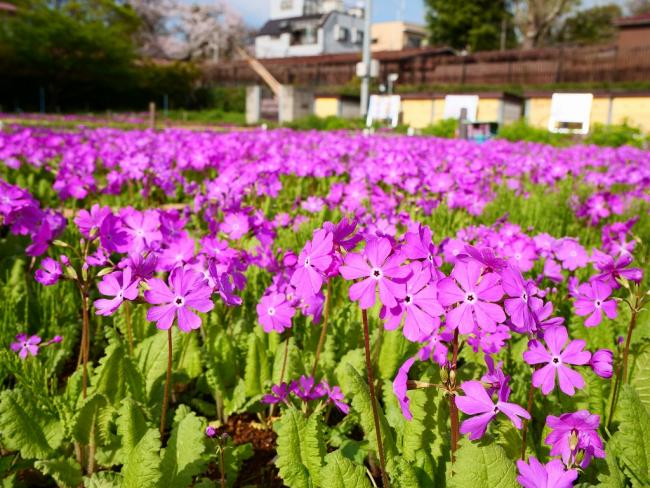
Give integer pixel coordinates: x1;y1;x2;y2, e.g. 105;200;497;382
203;45;650;87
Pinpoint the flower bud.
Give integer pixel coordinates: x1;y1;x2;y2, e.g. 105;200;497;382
449;369;456;387
440;367;449;384
205;426;217;438
64;266;78;280
590;349;613;379
574;450;585;466
569;431;579;451
52;240;69;248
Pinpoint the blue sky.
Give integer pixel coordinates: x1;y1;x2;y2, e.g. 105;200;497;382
214;0;627;28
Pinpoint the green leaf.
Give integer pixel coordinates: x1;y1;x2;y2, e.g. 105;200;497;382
612;385;650;487
0;389;63;459
630;342;650;411
92;329;144;405
160;405;207;488
222;440;254;488
244;332;272;397
449;439;519;488
177;332;202;379
34;458;83;488
274;409;325;488
598;446;626;487
136;328;181;404
121;428;161;488
72;393;108;444
115;398;151;465
321;450;371;488
83;471;123;488
377;329;413;380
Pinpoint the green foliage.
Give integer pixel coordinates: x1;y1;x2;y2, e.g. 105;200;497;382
611;386;650;486
221;439;254;488
424;0;515;51
121;428;162;488
0;389;64;459
497;120;572;146
420;118;458;138
630;342;650;410
585;122;646;148
556;5;622;45
283;115;365;131
34;457;83;488
449;439;519;488
274;409;326;488
321;450;372;488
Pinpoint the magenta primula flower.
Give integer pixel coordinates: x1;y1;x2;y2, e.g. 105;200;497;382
144;267;214;332
257;292;295;333
221;212;249;240
321;381;350;414
573;279;617;327
457;244;507;272
501;265;543;332
74;204;111;239
35;257;62;286
402;224;444;279
262;383;290;405
157;236;196;271
455;380;530;440
393;356;417;420
339;237;410;310
437;260;505;334
290;229;333;297
121;209;161;252
99;214;131;253
590;349;613;378
591;249;643;288
10;334;41;359
555;239;589;271
516;457;578;488
95;267;140;316
545;410;605;468
523;326;591;396
382;262;444;342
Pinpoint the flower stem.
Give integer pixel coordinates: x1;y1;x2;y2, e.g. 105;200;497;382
449;328;460;463
311;279;331;377
160;328;172;438
520;377;536;460
607;292;641;429
361;308;389;488
80;288;90;399
124;301;134;356
219;444;226;488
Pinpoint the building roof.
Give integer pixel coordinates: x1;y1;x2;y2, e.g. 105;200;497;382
258;13;329;36
616;13;650;27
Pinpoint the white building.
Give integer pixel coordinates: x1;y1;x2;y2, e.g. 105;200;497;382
255;0;365;59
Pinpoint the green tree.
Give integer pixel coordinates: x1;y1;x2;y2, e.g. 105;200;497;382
424;0;515;52
556;4;622;44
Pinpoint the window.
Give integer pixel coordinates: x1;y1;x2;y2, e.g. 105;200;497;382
352;28;363;44
334;25;350;42
406;35;423;49
280;0;293;10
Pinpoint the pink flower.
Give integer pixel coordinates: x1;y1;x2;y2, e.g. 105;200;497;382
555;239;589;271
501;265;543;333
290;229;333;298
99;214;131;253
35;257;62;286
504;239;536;272
339;237;410;310
221;212;249;240
382;262;444;341
144;267;214;332
393;356;417;420
437;260;505;334
573;280;617;327
516;458;577;488
121;209;161;252
591;249;643;288
257;292;295;333
590;349;613;378
402;224;444;279
545;410;605;468
523;326;591;396
10;334;41;359
456;380;530;440
95;267;140;316
74;204;110;239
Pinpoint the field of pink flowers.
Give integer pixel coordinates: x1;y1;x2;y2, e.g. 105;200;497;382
0;126;649;488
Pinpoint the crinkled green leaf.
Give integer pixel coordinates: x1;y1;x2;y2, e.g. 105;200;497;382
321;450;371;488
72;393;108;444
598;446;626;487
160;405;207;488
274;409;325;488
115;398;151;465
630;342;650;411
244;332;272;397
83;471;122;488
136;328;182;403
449;439;518;488
0;389;63;459
121;428;161;488
222;439;254;488
34;457;82;488
612;385;650;487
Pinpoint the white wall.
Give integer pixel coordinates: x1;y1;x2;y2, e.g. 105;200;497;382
270;0;305;20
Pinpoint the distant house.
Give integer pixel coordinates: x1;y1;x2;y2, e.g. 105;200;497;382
255;0;364;59
371;21;428;52
616;13;650;49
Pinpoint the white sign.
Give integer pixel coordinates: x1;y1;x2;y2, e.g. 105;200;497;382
366;95;401;128
356;59;380;78
443;95;479;122
548;93;593;135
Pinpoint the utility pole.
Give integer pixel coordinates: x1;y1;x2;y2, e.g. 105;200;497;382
360;0;372;117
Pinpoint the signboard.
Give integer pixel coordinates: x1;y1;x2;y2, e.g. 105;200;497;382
366;95;401;127
548;93;593;135
443;95;479;122
356;59;380;78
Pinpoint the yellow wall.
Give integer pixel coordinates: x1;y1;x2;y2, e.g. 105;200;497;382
477;98;500;122
590;97;610;126
431;99;445;123
402;99;434;128
314;97;339;118
527;98;552;128
371;21;427;52
611;97;650;132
